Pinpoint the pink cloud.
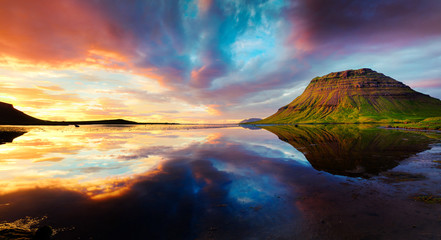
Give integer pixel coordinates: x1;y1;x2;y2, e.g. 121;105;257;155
408;79;441;89
190;63;225;88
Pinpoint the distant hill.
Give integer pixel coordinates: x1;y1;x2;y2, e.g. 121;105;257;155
0;102;48;125
256;68;441;124
239;118;262;124
0;101;138;125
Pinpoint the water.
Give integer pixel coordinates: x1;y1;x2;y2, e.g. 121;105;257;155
0;124;440;239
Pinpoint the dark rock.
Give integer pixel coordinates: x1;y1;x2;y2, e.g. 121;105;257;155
33;225;53;240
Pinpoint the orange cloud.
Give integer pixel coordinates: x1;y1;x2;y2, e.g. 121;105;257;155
0;0;134;66
206;104;222;115
32;157;64;163
0;82;87;120
35;85;64;91
0;84;81;104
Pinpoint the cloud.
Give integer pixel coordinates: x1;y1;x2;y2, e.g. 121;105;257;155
1;0;441;121
115;88;171;103
0;0;134;65
408;79;441;89
32;157;64;163
36;85;64;91
284;0;441;54
0;1;294;112
0;85;80;103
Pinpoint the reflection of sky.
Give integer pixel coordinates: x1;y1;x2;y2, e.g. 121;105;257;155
0;125;216;197
0;125;307;199
217;128;309;164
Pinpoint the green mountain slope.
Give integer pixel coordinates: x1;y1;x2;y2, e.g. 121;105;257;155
257;68;441;123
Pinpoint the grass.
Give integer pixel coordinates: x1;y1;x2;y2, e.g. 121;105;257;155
253;95;441;127
383;117;441;130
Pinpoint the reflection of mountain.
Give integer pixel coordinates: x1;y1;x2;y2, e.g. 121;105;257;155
0;131;26;145
262;125;436;177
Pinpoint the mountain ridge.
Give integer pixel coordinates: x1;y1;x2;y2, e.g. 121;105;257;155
255;68;441;124
0;101;139;125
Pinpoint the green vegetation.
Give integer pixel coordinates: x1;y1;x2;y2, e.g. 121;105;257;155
412;195;441;204
383;117;441;130
252;69;441;127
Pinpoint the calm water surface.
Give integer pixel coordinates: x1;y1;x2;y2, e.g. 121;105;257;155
0;124;440;239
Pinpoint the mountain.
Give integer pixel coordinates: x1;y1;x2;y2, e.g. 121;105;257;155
239;118;262;124
0;101;138;125
262;125;436;177
0;102;48;125
256;68;441;123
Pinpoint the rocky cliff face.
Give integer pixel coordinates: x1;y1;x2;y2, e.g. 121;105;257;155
259;68;441;123
306;68;416;102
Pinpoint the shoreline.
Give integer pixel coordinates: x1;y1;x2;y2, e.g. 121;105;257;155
240;122;441;132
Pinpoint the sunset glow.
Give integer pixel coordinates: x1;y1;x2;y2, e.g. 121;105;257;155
1;0;441;122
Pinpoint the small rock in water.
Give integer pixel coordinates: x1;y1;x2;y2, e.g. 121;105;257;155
33;225;53;240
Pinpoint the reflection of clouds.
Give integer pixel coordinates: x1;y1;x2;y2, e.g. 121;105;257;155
0;125;299;202
0;125;307;202
117;146;174;161
0;126;222;198
79;166;121;174
0;126;296;204
0;133;305;238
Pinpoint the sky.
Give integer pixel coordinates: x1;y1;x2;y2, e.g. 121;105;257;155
1;0;440;123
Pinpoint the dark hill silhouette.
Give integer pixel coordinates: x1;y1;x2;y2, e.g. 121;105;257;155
0;101;140;125
0;102;47;125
